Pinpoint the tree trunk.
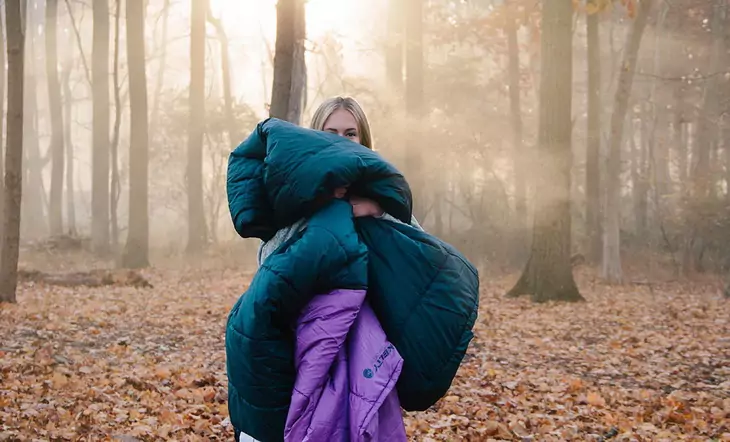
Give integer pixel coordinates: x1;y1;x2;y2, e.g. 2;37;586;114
506;0;583;303
186;0;207;254
92;0;110;254
0;0;25;303
121;0;149;269
631;109;648;235
692;2;722;202
683;0;724;274
46;0;64;236
602;0;653;284
286;0;306;125
585;8;602;263
150;0;170;136
385;0;404;92
405;0;425;219
507;7;526;229
270;0;296;120
674;86;687;194
22;5;47;239
62;29;76;235
649;3;670;203
206;2;241;144
0;12;5;233
110;0;122;250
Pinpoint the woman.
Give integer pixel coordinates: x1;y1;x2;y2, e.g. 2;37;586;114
228;96;478;442
257;96;422;268
235;97;419;442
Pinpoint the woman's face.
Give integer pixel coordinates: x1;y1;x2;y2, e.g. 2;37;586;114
322;108;360;145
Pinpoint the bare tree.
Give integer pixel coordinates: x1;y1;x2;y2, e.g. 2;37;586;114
585;2;602;263
270;0;305;123
150;0;170;135
92;0;110;254
0;9;6;232
206;1;241;144
22;2;47;238
0;0;25;303
506;0;583;303
46;0;65;236
121;0;149;269
62;20;76;235
110;0;123;249
286;0;306;125
187;0;207;254
603;0;654;284
506;2;526;229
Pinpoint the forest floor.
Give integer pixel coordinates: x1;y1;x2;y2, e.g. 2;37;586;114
1;252;729;441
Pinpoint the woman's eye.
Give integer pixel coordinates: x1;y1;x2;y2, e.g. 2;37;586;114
346;132;357;138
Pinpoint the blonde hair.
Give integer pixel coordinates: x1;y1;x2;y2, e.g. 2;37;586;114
309;96;373;149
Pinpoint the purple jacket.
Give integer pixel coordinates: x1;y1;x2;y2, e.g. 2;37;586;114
284;289;407;442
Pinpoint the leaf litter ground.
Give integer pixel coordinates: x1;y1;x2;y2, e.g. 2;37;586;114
1;263;728;441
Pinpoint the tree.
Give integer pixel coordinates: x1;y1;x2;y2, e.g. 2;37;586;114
506;2;526;229
506;0;583;303
0;9;6;233
46;0;64;236
21;2;47;238
62;24;76;235
270;0;305;123
110;0;123;249
186;0;207;254
602;0;654;284
0;0;25;303
92;0;110;254
206;1;241;144
286;0;306;125
121;0;149;269
405;0;425;219
585;1;602;263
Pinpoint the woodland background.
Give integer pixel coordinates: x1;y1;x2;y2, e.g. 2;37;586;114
0;0;729;440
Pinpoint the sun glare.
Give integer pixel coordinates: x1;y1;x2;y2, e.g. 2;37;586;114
208;0;365;40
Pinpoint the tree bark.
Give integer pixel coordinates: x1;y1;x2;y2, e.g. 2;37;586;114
22;4;47;239
674;86;687;194
186;0;207;254
110;0;122;250
150;0;170;136
602;0;653;284
286;0;306;125
0;12;5;233
270;0;296;120
62;28;76;235
0;0;25;303
92;0;110;254
507;6;526;229
585;8;602;263
46;0;64;236
506;0;583;303
121;0;150;269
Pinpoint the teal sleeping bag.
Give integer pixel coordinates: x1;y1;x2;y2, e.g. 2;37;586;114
226;118;479;439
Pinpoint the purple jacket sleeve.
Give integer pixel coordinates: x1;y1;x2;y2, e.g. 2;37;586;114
284;294;407;442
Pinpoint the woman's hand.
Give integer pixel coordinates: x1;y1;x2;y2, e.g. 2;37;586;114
349;196;384;218
333;187;383;217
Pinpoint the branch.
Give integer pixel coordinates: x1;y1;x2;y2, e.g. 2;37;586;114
63;0;92;86
635;71;730;83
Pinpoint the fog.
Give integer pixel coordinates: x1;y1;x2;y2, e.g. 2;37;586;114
4;0;730;281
